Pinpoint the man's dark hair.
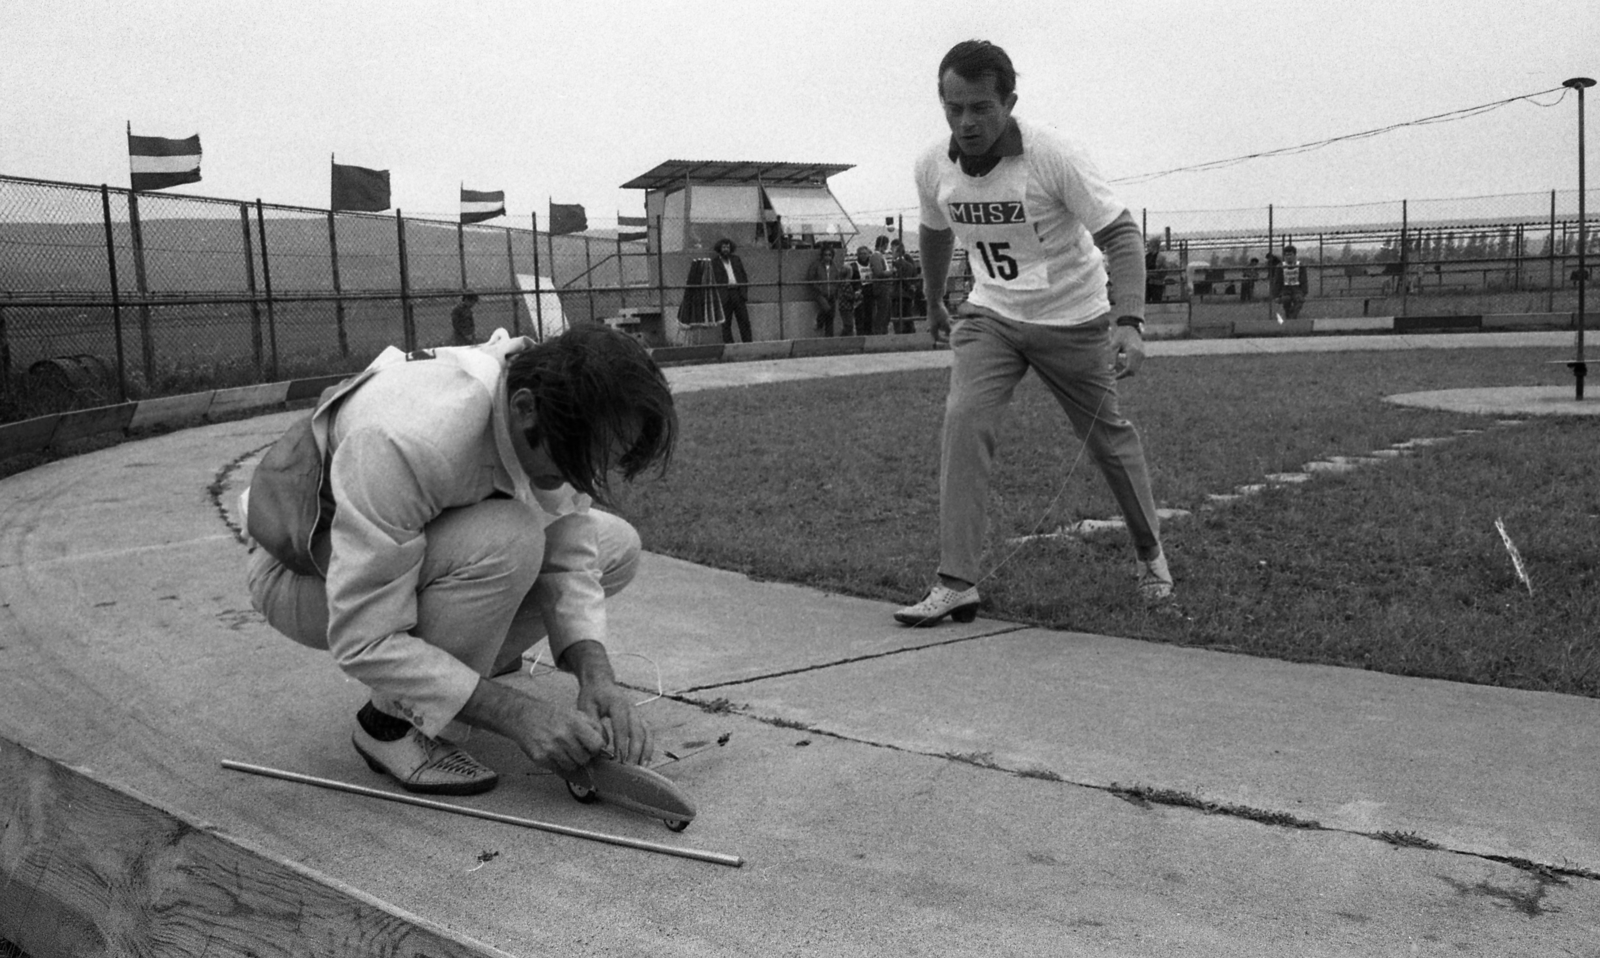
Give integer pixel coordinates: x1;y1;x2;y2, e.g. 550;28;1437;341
1283;245;1297;255
938;40;1017;99
506;324;676;504
715;237;736;255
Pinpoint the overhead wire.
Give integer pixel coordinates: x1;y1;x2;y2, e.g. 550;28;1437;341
1112;86;1572;186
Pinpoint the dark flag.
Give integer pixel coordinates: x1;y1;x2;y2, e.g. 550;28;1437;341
331;161;391;212
461;187;506;224
127;130;202;191
548;202;587;235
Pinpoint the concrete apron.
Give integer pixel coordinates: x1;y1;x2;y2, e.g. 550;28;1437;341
2;356;1598;955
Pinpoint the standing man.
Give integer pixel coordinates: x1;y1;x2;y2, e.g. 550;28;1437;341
450;292;479;346
805;244;848;336
710;237;753;343
895;39;1172;627
889;238;922;332
1271;245;1308;321
849;245;888;336
244;325;677;793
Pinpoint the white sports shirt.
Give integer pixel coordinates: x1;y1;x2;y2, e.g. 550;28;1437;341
916;117;1125;326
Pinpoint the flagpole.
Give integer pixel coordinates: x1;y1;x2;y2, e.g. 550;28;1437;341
531;212;545;342
456;181;469;292
546;199;558;334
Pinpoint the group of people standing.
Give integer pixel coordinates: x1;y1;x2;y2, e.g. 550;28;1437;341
804;236;923;337
702;235;923;343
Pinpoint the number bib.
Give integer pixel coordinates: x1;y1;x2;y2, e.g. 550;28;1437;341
938;160;1049;292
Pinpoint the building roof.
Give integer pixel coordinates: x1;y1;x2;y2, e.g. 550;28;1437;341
621;160;853;191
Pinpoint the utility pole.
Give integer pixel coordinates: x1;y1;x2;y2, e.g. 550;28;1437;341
1563;76;1594;399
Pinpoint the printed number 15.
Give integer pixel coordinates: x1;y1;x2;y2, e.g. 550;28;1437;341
974;241;1019;281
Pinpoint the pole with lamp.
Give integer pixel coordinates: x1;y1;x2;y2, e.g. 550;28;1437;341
1563;76;1593;400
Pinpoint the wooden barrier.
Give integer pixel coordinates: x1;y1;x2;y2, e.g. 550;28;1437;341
0;737;511;958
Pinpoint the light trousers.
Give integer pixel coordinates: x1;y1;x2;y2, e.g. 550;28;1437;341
248;501;640;725
939;314;1162;586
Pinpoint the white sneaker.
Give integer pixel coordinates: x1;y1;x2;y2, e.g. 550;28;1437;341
1136;551;1175;601
894;583;981;627
352;724;499;795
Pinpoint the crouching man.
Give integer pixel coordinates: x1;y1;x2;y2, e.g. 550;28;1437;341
243;324;677;795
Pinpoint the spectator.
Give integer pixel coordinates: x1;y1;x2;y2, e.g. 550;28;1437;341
804;244;849;337
895;39;1171;628
451;293;479;346
1240;258;1259;302
1271;245;1308;321
710;237;753;343
244;326;678;794
890;238;922;333
850;245;889;336
1144;238;1165;304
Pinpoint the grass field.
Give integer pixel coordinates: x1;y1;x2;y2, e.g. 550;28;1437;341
617;345;1599;698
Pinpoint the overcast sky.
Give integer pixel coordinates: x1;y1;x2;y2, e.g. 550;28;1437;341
3;0;1595;229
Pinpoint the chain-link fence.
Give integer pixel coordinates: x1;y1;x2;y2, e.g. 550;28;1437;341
1139;190;1600;324
2;174;1596;422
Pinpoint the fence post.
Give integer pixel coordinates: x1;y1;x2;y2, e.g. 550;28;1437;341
457;220;468;292
505;228;523;336
0;303;9;397
327;211;350;358
1265;204;1274;321
583;235;596;324
239;203;264;376
616;232;626;312
546;225;557;334
99;185;127;401
396;210;415;351
1549;190;1558;312
655;215;666;323
1400;199;1410;316
127;190;156;387
532;213;545;341
255;200;279;381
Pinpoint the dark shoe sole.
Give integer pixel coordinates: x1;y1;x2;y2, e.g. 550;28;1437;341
354;742;499;796
893;603;979;627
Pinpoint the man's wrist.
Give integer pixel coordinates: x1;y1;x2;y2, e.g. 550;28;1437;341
559;639;616;686
1115;316;1145;334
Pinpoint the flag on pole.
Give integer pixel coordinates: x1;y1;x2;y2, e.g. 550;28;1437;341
460;187;505;224
331;161;391;212
127;129;202;191
548;201;587;235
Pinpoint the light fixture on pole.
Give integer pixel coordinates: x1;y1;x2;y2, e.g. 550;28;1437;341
1563;76;1594;400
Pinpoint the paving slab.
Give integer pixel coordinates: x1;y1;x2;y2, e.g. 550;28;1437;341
694;627;1600;872
1387;385;1600;417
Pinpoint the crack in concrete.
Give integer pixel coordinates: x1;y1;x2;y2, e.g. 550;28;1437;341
669;622;1030;694
650;685;1600;887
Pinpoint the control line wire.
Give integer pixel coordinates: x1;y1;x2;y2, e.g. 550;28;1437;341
1113;86;1571;186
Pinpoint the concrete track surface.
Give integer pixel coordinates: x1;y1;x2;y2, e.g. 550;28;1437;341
2;332;1598;957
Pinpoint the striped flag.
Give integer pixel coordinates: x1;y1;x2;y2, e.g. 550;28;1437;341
127;129;201;192
331;161;390;212
618;213;648;242
460;187;505;224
